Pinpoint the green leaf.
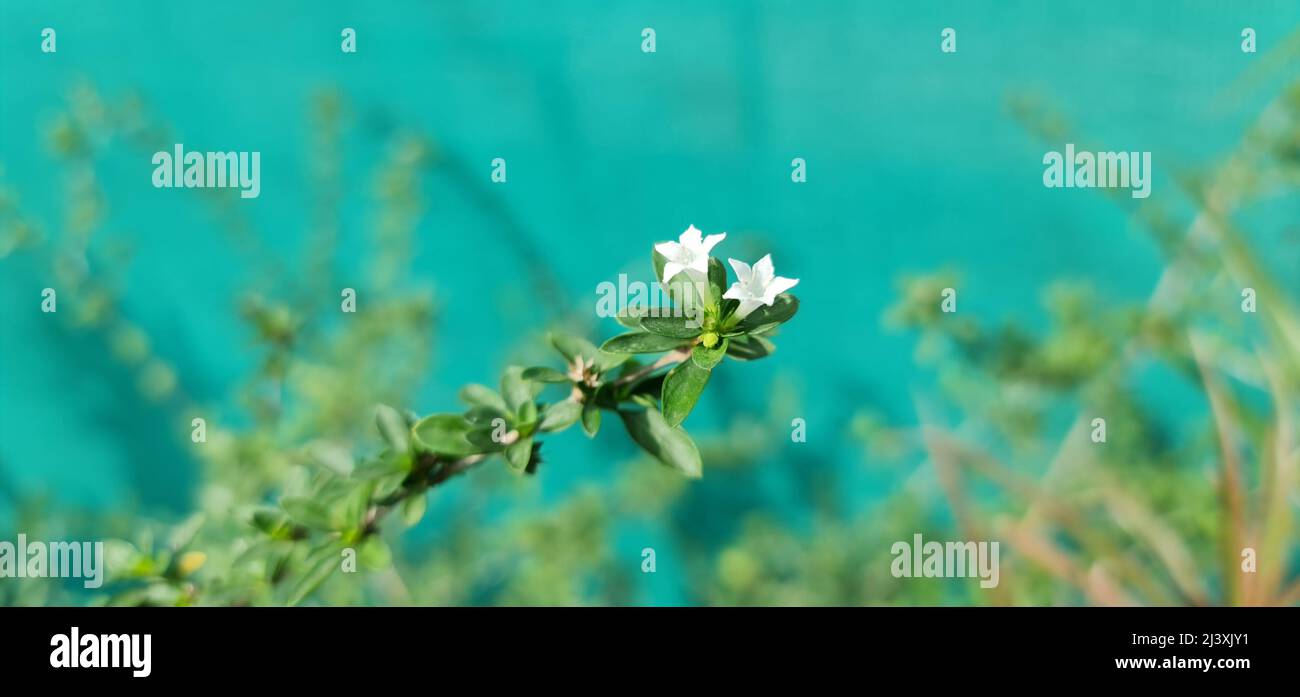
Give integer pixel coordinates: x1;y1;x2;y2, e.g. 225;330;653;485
374;404;410;452
581;400;601;437
281;497;334;531
640;315;704;339
400;494;427;527
459;384;508;412
550;331;629;373
412;414;481;457
358;537;392;570
550;332;599;362
725;334;775;361
501;366;540;412
593;349;631;373
305;441;354;476
738;294;799;332
619;407;703;478
354;451;411;479
517;399;538;426
372;471;408;501
251;508;290;537
464;406;505;426
720;298;740;322
707;256;728;304
522;366;571;383
167;513;205;551
691;338;729;370
652;249;670;286
466;425;508;452
602;332;686;354
330;481;373;531
505;437;533;474
539;399;582;432
287;544;341;606
661;358;713;427
615;309;649;329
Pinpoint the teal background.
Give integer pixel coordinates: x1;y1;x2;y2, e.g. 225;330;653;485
2;1;1299;603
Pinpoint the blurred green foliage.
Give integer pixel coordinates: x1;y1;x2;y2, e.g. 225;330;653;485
2;69;1297;606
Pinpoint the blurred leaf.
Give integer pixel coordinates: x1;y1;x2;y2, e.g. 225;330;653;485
281;497;334;531
522;366;570;383
375;404;410;452
616;309;649;329
707;256;728;304
726;334;775;361
539;399;582;432
464;406;505;426
581;400;601;437
287;545;341;606
620;407;703;478
359;537;392;570
412;414;481;457
506;437;533;474
602;332;685;354
466;426;508;452
517;399;538;426
501;366;541;412
251;508;291;537
691;338;728;370
306;441;354;476
661;356;714;427
551;331;632;371
738;294;798;333
550;332;600;363
640;315;703;339
167;513;204;551
459;384;508;412
401;493;428;527
593;349;631;373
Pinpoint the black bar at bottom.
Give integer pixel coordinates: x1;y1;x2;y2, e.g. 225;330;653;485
0;607;1287;686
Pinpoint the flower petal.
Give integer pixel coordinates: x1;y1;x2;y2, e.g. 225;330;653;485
662;261;686;282
655;241;681;259
767;275;799;297
679;225;703;247
735;298;766;320
701;232;727;254
727;257;753;285
752;254;775;285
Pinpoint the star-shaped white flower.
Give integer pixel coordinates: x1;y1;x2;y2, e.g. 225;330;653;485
654;225;726;283
723;254;799;320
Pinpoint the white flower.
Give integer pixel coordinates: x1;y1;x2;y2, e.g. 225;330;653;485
654;225;726;283
723;254;799;320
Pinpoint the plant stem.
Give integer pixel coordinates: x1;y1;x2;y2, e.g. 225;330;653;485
365;453;488;533
614;348;690;387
